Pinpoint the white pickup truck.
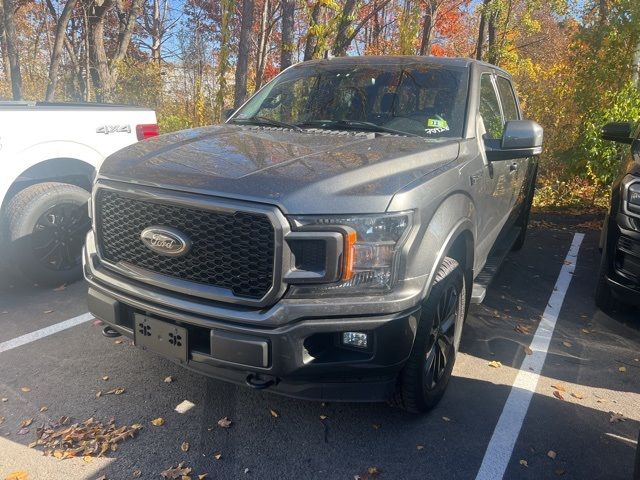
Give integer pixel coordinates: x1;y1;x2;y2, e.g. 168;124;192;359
0;101;157;286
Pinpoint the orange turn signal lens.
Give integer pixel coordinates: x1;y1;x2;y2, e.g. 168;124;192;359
342;229;357;280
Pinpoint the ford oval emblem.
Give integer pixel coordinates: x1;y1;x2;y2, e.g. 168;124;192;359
140;226;191;257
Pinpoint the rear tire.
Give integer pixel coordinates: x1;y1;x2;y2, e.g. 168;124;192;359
4;182;90;286
392;257;466;413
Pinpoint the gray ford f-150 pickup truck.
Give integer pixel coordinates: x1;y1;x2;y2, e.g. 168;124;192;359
84;56;543;413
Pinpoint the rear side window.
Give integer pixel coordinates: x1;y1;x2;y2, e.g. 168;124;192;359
496;76;520;122
479;74;503;140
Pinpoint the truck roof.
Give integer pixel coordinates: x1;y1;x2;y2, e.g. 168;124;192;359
292;55;513;77
0;101;153;111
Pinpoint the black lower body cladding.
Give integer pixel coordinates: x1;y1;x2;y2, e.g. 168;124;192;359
85;284;420;402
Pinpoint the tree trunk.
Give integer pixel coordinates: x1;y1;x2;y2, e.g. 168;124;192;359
0;0;11;83
88;0;114;101
333;0;392;57
234;0;253;108
487;10;498;64
303;2;321;61
45;0;79;101
419;0;437;56
475;0;490;61
254;0;271;90
332;0;358;57
150;0;161;63
280;0;294;70
3;0;22;99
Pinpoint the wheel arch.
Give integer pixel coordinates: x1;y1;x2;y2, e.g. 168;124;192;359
2;157;95;212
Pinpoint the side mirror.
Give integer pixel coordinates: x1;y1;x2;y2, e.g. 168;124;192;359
485;120;543;161
223;108;236;120
601;122;634;144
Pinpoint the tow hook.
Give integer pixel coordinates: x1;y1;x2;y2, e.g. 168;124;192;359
245;373;277;390
102;325;121;338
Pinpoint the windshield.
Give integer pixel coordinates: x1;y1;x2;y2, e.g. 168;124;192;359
232;62;469;138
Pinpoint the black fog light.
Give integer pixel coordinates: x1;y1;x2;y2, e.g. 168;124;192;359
342;331;368;348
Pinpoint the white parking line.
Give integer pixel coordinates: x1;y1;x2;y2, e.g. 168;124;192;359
0;312;93;354
475;232;585;480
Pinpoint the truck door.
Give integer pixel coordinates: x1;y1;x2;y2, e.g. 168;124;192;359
495;75;528;224
476;73;512;247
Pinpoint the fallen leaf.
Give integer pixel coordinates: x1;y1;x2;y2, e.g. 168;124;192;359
105;388;125;395
547;450;557;459
514;324;531;334
516;305;523;311
39;406;48;412
555;469;566;476
43;310;54;314
519;459;528;467
20;418;33;428
96;391;102;398
17;427;30;435
0;417;5;425
244;468;249;474
609;412;625;423
102;376;109;381
562;341;572;348
618;366;626;373
442;416;451;422
114;339;123;345
581;328;591;334
151;418;165;427
198;475;208;480
553;390;564;401
53;285;66;291
181;441;189;452
416;445;424;450
217;417;232;428
83;455;93;463
524;346;533;355
319;415;328;420
372;424;381;430
132;470;142;478
5;471;28;480
269;409;280;418
570;392;584;400
213;452;222;460
488;360;502;368
367;466;380;476
164;376;174;383
175;400;195;414
160;462;192;479
551;384;566;392
1;398;7;402
20;387;31;393
92;319;103;327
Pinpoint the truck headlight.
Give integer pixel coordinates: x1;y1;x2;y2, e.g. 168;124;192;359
627;182;640;213
288;211;413;295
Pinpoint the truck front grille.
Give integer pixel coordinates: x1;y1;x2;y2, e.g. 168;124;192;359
95;189;275;299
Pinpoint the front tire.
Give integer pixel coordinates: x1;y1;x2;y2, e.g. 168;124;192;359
4;182;91;286
392;257;466;413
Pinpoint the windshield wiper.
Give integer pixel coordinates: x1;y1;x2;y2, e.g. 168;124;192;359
301;119;422;138
231;115;303;132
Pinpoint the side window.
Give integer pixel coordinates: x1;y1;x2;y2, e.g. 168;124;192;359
496;76;520;122
479;74;503;140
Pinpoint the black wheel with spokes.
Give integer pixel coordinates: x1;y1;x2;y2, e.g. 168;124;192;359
392;256;466;413
5;182;90;286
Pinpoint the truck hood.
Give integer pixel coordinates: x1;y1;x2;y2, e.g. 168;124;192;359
100;124;460;214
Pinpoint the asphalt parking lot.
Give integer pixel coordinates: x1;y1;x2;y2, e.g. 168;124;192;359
0;212;638;480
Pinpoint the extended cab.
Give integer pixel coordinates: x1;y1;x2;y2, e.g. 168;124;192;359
0;101;157;286
84;57;542;412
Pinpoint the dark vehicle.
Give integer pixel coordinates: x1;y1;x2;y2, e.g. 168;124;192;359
595;121;640;312
84;56;542;412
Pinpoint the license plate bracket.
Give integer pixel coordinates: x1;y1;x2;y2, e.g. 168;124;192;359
134;314;188;363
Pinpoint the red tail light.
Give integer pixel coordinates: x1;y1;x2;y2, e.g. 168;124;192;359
136;124;159;141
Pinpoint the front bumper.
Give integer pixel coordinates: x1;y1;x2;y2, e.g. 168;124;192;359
607;213;640;306
83;232;421;402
